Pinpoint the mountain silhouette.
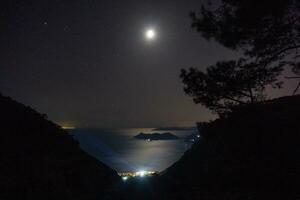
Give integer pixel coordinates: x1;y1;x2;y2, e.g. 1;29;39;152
0;94;119;200
162;95;300;200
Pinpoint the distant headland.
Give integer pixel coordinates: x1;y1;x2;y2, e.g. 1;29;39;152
134;132;179;140
152;127;197;131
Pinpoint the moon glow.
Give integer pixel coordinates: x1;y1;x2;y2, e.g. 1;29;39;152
145;29;156;40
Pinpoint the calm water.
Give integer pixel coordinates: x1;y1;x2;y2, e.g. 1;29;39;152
69;128;197;172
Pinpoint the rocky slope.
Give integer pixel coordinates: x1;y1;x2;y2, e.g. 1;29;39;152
0;94;119;200
162;95;300;200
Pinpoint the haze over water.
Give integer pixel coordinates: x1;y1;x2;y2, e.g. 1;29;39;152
70;128;197;172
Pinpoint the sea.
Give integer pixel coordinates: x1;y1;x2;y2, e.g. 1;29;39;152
69;128;198;172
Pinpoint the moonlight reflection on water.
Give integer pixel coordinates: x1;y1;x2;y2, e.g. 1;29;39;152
70;128;196;172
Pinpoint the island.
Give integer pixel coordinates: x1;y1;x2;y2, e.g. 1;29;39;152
134;132;179;140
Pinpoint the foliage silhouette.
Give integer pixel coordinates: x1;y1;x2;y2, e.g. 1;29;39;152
191;0;300;73
181;59;283;114
181;0;300;105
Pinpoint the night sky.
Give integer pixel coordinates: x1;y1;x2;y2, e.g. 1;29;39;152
0;0;294;128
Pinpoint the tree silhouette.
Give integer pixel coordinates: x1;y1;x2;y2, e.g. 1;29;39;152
191;0;299;70
182;0;300;104
181;59;283;114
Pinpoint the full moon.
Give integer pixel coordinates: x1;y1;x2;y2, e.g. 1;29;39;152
145;29;156;40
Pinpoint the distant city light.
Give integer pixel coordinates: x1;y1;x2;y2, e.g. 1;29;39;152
61;126;76;130
118;170;157;178
58;122;76;130
137;170;146;177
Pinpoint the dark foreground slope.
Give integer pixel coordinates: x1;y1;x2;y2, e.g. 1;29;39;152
161;95;300;200
0;94;119;200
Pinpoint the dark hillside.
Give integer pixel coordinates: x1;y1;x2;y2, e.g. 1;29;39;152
0;94;119;200
162;95;300;200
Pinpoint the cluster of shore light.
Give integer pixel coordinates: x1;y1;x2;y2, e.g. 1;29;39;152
118;171;158;181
